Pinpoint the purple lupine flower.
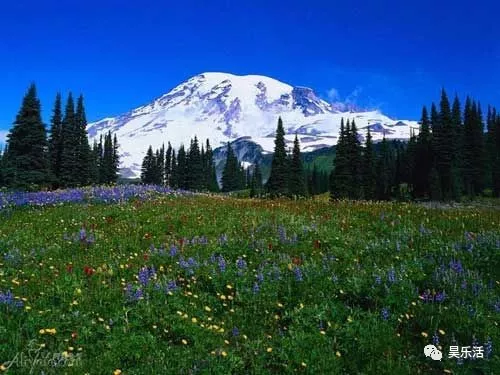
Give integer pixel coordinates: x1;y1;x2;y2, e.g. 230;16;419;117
218;234;228;245
461;280;467;290
252;282;260;294
387;268;396;284
256;272;264;283
232;327;239;337
374;276;382;285
485;337;493;358
169;245;178;257
435;291;446;302
138;267;150;286
125;283;143;302
493;300;500;313
187;257;197;267
277;225;287;243
449;259;464;274
331;274;338;283
432;331;440;345
293;267;303;282
396;241;401;252
236;257;247;270
380;307;390;320
165;280;177;293
79;228;87;241
218;256;227;273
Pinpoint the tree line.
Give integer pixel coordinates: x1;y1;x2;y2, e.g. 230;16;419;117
140;137;219;192
0;84;119;190
329;89;500;201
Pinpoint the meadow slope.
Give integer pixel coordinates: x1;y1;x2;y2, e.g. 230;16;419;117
0;193;499;374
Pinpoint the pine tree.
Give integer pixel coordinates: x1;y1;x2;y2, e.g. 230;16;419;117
97;135;104;184
288;134;306;198
5;83;50;189
141;146;156;184
362;128;377;200
165;142;172;187
75;95;92;186
451;96;463;200
48;93;63;187
266;117;289;197
437;89;453;200
250;162;263;197
414;106;432;198
376;137;394;200
493;114;500;197
348;119;362;198
221;142;239;192
177;145;187;190
90;139;100;184
187;137;203;191
59;93;78;187
330;118;350;199
204;139;218;192
170;150;178;188
111;134;120;183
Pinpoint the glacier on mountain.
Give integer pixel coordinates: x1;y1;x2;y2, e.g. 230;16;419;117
86;72;420;178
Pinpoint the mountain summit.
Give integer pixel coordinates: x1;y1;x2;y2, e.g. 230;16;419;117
87;72;419;178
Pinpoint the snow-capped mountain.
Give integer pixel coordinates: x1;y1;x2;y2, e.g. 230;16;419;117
87;72;419;178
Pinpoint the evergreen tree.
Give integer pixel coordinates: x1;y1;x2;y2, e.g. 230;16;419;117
376;137;394;200
288;134;306;198
90;139;100;184
414;106;432;198
493;114;500;197
5;83;50;189
450;96;463;200
187;137;203;191
437;89;453;200
59;93;78;187
170;150;178;189
204;139;218;192
48;93;63;187
362;128;377;200
330;118;350;199
177;145;187;189
75;95;92;186
266;117;289;197
347;119;362;198
250;162;263;197
97;135;104;184
111;134;120;183
165;142;172;187
141;146;156;184
221;142;239;192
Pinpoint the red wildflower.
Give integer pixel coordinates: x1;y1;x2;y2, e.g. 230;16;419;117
143;253;149;261
268;243;273;250
292;256;302;266
143;233;152;240
66;264;73;273
71;331;78;339
83;266;94;276
314;239;321;249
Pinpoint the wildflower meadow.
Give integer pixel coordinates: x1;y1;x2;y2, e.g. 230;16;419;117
0;186;498;374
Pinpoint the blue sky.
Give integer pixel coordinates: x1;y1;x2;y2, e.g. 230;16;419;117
1;0;499;142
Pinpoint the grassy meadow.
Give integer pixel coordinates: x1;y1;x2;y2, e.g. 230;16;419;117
0;189;499;374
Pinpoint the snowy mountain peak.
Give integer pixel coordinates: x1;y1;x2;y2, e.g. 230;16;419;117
87;72;419;178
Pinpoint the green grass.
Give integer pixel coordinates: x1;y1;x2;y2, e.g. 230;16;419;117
0;195;499;374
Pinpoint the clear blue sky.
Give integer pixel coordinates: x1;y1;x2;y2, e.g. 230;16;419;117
1;0;499;139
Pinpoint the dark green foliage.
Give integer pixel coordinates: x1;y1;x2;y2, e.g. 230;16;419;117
221;142;240;192
48;93;63;186
187;137;203;191
165;142;172;186
288;134;307;198
375;137;395;200
59;93;78;187
414;106;432;198
266;117;289;197
75;95;92;186
141;146;156;184
362;129;377;200
4;83;50;189
250;162;263;197
177;145;188;190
